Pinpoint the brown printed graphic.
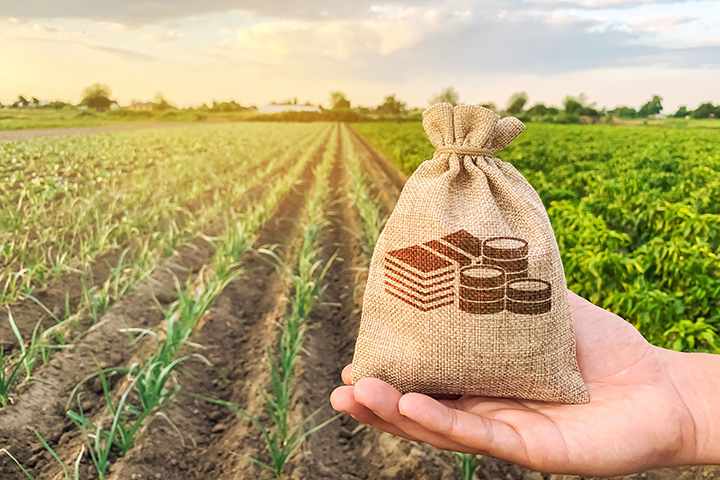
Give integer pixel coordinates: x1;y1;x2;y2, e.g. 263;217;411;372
383;230;552;315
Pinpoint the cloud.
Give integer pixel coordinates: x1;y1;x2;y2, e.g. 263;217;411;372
624;14;696;33
0;0;440;25
524;0;695;10
142;31;183;42
213;9;720;86
88;45;156;61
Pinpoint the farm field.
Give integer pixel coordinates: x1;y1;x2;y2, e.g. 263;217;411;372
0;121;718;480
354;122;720;355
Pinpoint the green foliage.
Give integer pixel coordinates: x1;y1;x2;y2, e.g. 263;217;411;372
330;91;351;110
673;106;690;118
376;94;406;115
638;95;663;117
454;453;479;480
0;345;27;407
353;122;720;353
352;122;435;175
691;102;718;119
80;83;114;112
507;92;528;115
430;87;460;106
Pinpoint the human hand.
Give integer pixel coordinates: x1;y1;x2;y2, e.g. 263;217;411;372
331;292;720;476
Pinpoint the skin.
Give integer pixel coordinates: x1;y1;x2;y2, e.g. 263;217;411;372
331;292;720;476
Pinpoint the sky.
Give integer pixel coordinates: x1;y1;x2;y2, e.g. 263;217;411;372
0;0;719;112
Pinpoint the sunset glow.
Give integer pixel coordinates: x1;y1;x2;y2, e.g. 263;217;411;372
1;1;719;111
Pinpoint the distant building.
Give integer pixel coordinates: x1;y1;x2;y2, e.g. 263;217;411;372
129;102;153;111
257;104;319;114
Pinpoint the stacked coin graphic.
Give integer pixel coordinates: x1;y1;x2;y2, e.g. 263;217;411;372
384;231;552;315
384;245;455;312
482;237;529;281
506;279;552;314
458;265;505;314
441;229;484;261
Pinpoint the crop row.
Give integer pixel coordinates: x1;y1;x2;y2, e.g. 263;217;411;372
210;125;342;478
0;124;331;479
0;123;323;305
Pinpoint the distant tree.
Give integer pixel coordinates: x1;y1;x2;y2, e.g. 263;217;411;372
506;92;528;115
609;106;638;119
638;95;663;117
210;100;249;112
672;106;689;118
691;102;716;119
376;94;406;115
330;91;351;110
480;102;497;112
526;103;548;117
563;95;583;115
152;92;173;111
80;83;114;111
430;87;459;106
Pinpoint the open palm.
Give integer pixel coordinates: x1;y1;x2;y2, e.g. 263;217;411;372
331;292;701;476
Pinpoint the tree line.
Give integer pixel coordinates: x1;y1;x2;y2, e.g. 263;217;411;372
3;83;718;123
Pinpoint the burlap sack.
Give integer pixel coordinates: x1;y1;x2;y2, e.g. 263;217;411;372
351;103;589;404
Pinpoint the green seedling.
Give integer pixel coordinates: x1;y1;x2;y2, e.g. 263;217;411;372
454;452;479;480
0;346;28;407
200;396;340;480
1;432;84;480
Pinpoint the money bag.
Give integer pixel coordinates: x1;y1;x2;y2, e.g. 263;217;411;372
351;103;589;404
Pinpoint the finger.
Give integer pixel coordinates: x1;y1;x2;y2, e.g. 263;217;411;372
330;386;419;441
398;393;527;462
354;378;475;453
341;364;352;385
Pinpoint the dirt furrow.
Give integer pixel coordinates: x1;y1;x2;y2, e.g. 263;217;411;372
346;126;407;211
270;124;368;480
100;128;333;480
0;128;332;480
0;127;325;351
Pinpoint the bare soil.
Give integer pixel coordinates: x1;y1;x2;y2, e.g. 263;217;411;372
94;126;331;480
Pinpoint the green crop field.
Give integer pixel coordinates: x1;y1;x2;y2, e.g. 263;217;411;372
0;121;718;480
354;122;720;353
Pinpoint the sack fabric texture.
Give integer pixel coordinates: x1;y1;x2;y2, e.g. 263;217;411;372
351;103;589;404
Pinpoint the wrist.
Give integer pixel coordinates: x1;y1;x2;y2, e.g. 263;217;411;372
661;347;720;465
